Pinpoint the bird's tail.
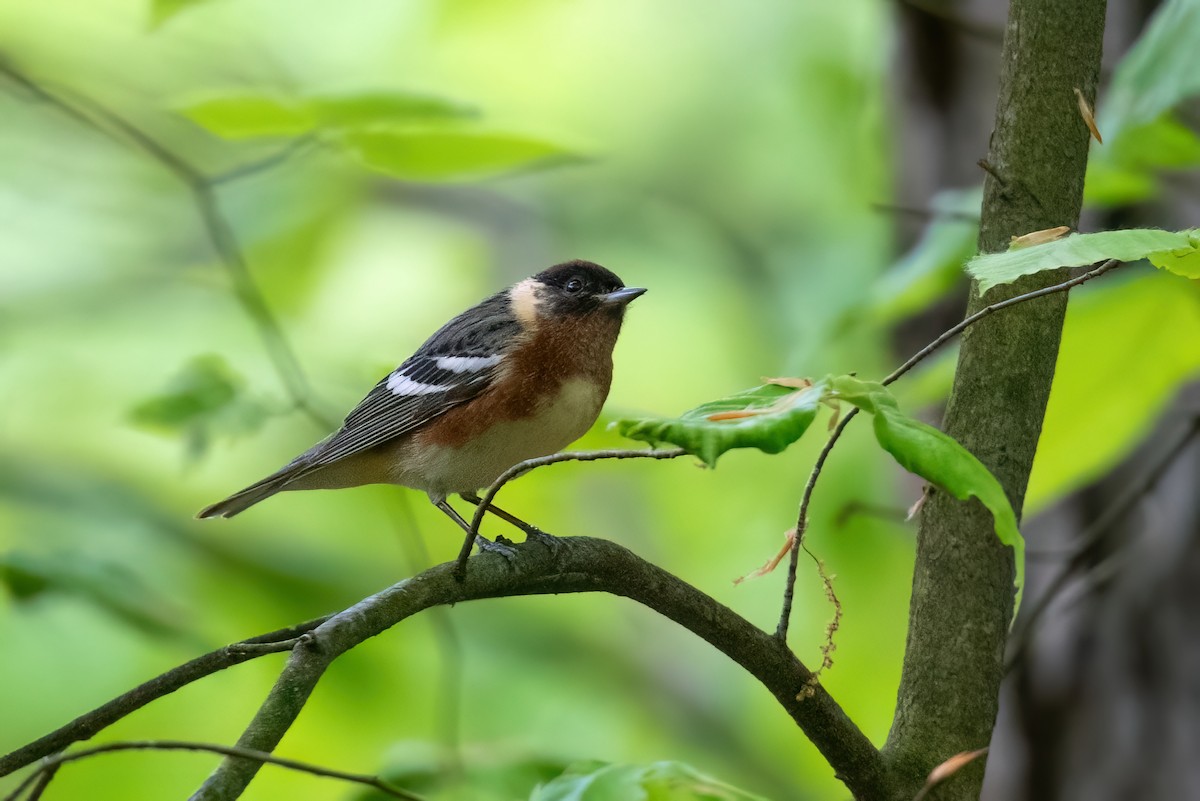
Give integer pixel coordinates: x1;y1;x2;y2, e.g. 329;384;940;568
196;467;298;519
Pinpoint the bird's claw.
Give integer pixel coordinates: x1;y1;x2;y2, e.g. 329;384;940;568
475;535;519;561
522;526;562;550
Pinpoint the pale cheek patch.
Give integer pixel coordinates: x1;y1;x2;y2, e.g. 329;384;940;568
509;278;541;328
435;355;502;373
386;371;448;396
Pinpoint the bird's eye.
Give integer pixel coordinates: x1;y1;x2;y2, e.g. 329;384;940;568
565;278;584;294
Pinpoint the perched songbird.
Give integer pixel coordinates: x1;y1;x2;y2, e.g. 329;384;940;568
197;260;644;551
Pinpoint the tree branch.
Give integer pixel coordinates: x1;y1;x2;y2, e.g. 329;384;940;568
3;740;423;801
0;618;328;778
191;537;888;801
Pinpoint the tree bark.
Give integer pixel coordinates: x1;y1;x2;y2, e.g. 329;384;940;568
881;0;1107;797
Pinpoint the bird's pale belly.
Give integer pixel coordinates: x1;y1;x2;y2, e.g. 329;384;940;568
395;377;604;502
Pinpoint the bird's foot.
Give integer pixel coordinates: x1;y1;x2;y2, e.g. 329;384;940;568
475;534;518;560
521;526;562;551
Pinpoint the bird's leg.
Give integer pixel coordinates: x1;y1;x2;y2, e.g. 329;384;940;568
435;499;517;560
460;493;560;549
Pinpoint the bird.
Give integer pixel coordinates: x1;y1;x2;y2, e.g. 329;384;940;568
197;259;645;553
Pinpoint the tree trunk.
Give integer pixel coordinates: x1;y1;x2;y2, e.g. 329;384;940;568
881;0;1107;797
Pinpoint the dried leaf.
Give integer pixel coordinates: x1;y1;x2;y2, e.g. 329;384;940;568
707;410;765;422
733;528;796;584
762;376;813;389
704;387;814;422
827;401;842;432
906;486;931;521
794;548;843;699
1074;86;1103;144
698;379;817;422
913;747;989;801
813;555;842;672
1010;226;1071;249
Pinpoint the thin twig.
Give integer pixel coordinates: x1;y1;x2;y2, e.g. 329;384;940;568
775;259;1126;642
977;158;1007;186
0;60;334;429
0;618;328;778
776;412;855;641
883;258;1122;386
1004;414;1200;670
453;447;687;578
20;760;60;801
225;638;306;656
209;135;320;185
3;741;423;801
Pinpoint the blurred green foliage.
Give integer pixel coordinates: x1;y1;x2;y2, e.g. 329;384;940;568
129;355;272;461
1;0;1199;800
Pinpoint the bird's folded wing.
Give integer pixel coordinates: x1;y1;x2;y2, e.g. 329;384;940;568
308;293;519;467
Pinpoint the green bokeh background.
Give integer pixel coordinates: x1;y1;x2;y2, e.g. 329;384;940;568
2;1;1197;799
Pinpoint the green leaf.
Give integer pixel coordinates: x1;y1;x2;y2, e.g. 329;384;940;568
531;761;766;801
1027;271;1200;511
129;355;269;460
180;95;314;139
863;187;979;325
150;0;213;28
1148;246;1200;279
1100;0;1200;140
830;376;1024;597
613;379;830;467
965;228;1200;293
178;90;474;139
339;129;575;181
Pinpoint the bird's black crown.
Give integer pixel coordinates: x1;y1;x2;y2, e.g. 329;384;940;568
536;260;626;294
533;260;632;316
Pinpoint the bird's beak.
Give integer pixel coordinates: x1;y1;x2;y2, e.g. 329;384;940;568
599;287;647;307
